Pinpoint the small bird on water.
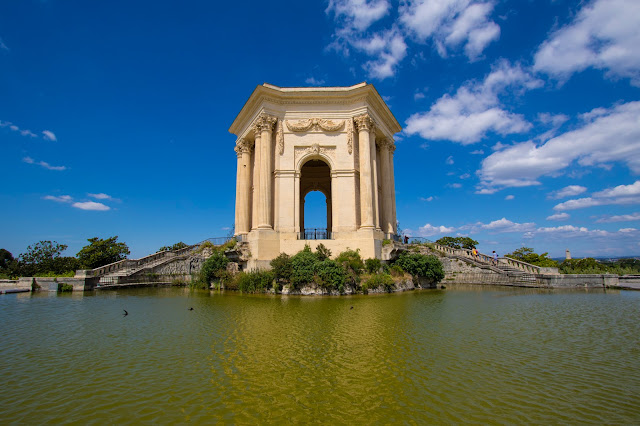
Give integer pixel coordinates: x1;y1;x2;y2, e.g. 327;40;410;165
188;307;194;311
350;306;354;310
123;309;128;317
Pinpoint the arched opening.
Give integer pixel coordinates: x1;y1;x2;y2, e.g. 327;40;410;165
300;159;332;239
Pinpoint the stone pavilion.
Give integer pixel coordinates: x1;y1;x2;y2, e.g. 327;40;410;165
230;83;401;269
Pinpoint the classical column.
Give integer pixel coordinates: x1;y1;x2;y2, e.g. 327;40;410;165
354;114;375;229
235;139;253;235
251;131;261;230
254;113;277;230
389;142;397;234
370;128;380;231
378;138;393;235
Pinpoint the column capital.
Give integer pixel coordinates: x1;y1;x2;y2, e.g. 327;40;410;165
353;113;375;132
377;137;394;150
253;113;277;134
235;138;254;156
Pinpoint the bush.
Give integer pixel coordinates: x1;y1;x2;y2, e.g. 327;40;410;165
365;258;381;274
270;253;293;283
315;243;332;261
394;252;444;284
389;264;404;277
233;270;274;293
57;282;74;292
382;239;391;246
314;259;346;291
336;249;364;287
363;273;395;293
199;251;230;287
77;237;130;269
290;248;319;289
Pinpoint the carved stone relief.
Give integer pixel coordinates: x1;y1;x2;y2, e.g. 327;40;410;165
286;118;344;132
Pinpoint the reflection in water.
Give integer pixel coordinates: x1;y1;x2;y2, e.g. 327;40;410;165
0;285;638;423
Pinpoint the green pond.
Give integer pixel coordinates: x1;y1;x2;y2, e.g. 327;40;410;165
1;285;639;424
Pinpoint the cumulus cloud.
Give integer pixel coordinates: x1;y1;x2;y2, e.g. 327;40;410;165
554;181;640;211
305;77;325;86
505;194;514;200
460;217;536;234
546;212;570;221
405;60;541;144
43;195;73;203
446;156;454;165
596;212;640;223
420;196;434;202
470;149;484;155
547;185;587;199
418;223;456;236
327;0;390;32
399;0;500;60
42;130;57;141
23;156;66;171
72;201;110;211
88;193;113;200
478;102;640;190
534;0;640;86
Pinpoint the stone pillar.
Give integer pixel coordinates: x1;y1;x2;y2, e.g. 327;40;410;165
254;113;277;230
235;139;252;235
251;131;261;230
370;127;380;231
389;142;397;234
354;114;375;229
379;138;394;235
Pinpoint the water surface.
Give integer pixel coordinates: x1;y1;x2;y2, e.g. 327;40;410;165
1;285;638;424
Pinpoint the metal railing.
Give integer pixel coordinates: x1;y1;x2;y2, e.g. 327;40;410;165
299;228;331;240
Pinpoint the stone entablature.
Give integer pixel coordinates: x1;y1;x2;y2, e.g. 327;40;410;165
229;83;402;268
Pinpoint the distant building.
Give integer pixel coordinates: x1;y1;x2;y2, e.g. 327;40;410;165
566;249;571;260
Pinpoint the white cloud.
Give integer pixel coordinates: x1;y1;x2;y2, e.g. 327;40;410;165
20;130;37;138
0;37;8;52
88;193;113;200
448;183;462;188
305;77;325;86
359;27;408;79
460;173;471;179
446;155;454;165
619;227;637;233
418;223;456;237
547;212;570;221
405;60;541;144
548;185;587;199
414;92;425;100
596;212;640;223
419;196;434;202
43;195;73;203
505;194;514;200
470;149;484;155
534;0;640;86
327;0;390;32
23;156;66;171
460;217;536;234
478;102;640;190
42;130;57;141
72;201;110;211
535;225;610;237
554;181;640;211
399;0;500;60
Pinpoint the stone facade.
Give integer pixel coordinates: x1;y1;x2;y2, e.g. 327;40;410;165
230;83;402;269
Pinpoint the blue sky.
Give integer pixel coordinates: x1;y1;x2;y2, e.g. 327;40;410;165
2;0;640;259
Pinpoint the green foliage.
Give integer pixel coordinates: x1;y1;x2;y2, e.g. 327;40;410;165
389;264;404;277
557;257;639;275
158;242;188;252
233;270;275;293
315;243;332;261
363;273;395;293
435;236;478;250
505;247;559;268
394;252;445;283
365;258;381;274
314;259;346;291
0;248;14;270
382;239;391;246
14;241;80;277
199;251;230;286
270;253;293;283
77;236;130;269
57;282;74;292
290;249;319;289
335;249;364;287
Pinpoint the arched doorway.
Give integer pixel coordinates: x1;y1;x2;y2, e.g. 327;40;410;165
300;159;332;239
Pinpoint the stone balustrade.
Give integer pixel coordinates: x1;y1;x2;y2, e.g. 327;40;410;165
431;243;543;274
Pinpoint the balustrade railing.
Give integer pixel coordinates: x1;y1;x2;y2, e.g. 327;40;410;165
298;228;331;240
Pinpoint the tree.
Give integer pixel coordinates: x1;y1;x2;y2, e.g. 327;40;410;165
199;251;230;286
315;243;332;261
0;249;14;270
505;247;559;268
158;242;188;252
435;236;478;250
77;236;130;269
394;252;445;284
17;241;75;276
20;241;68;265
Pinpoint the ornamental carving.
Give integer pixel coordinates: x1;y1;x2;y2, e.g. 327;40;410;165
235;138;253;154
377;137;394;150
253;113;277;134
286;118;344;132
276;120;284;155
294;144;336;165
346;119;354;155
353;113;375;132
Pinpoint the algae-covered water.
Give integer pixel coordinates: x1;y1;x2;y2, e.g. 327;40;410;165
1;285;638;424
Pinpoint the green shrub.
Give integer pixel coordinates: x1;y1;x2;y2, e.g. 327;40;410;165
234;270;274;293
364;273;395;293
394;252;444;284
57;282;74;292
389;264;404;277
382;239;391;246
290;249;319;289
314;259;346;291
336;249;364;287
315;243;332;261
365;258;381;274
270;253;293;283
199;251;230;287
